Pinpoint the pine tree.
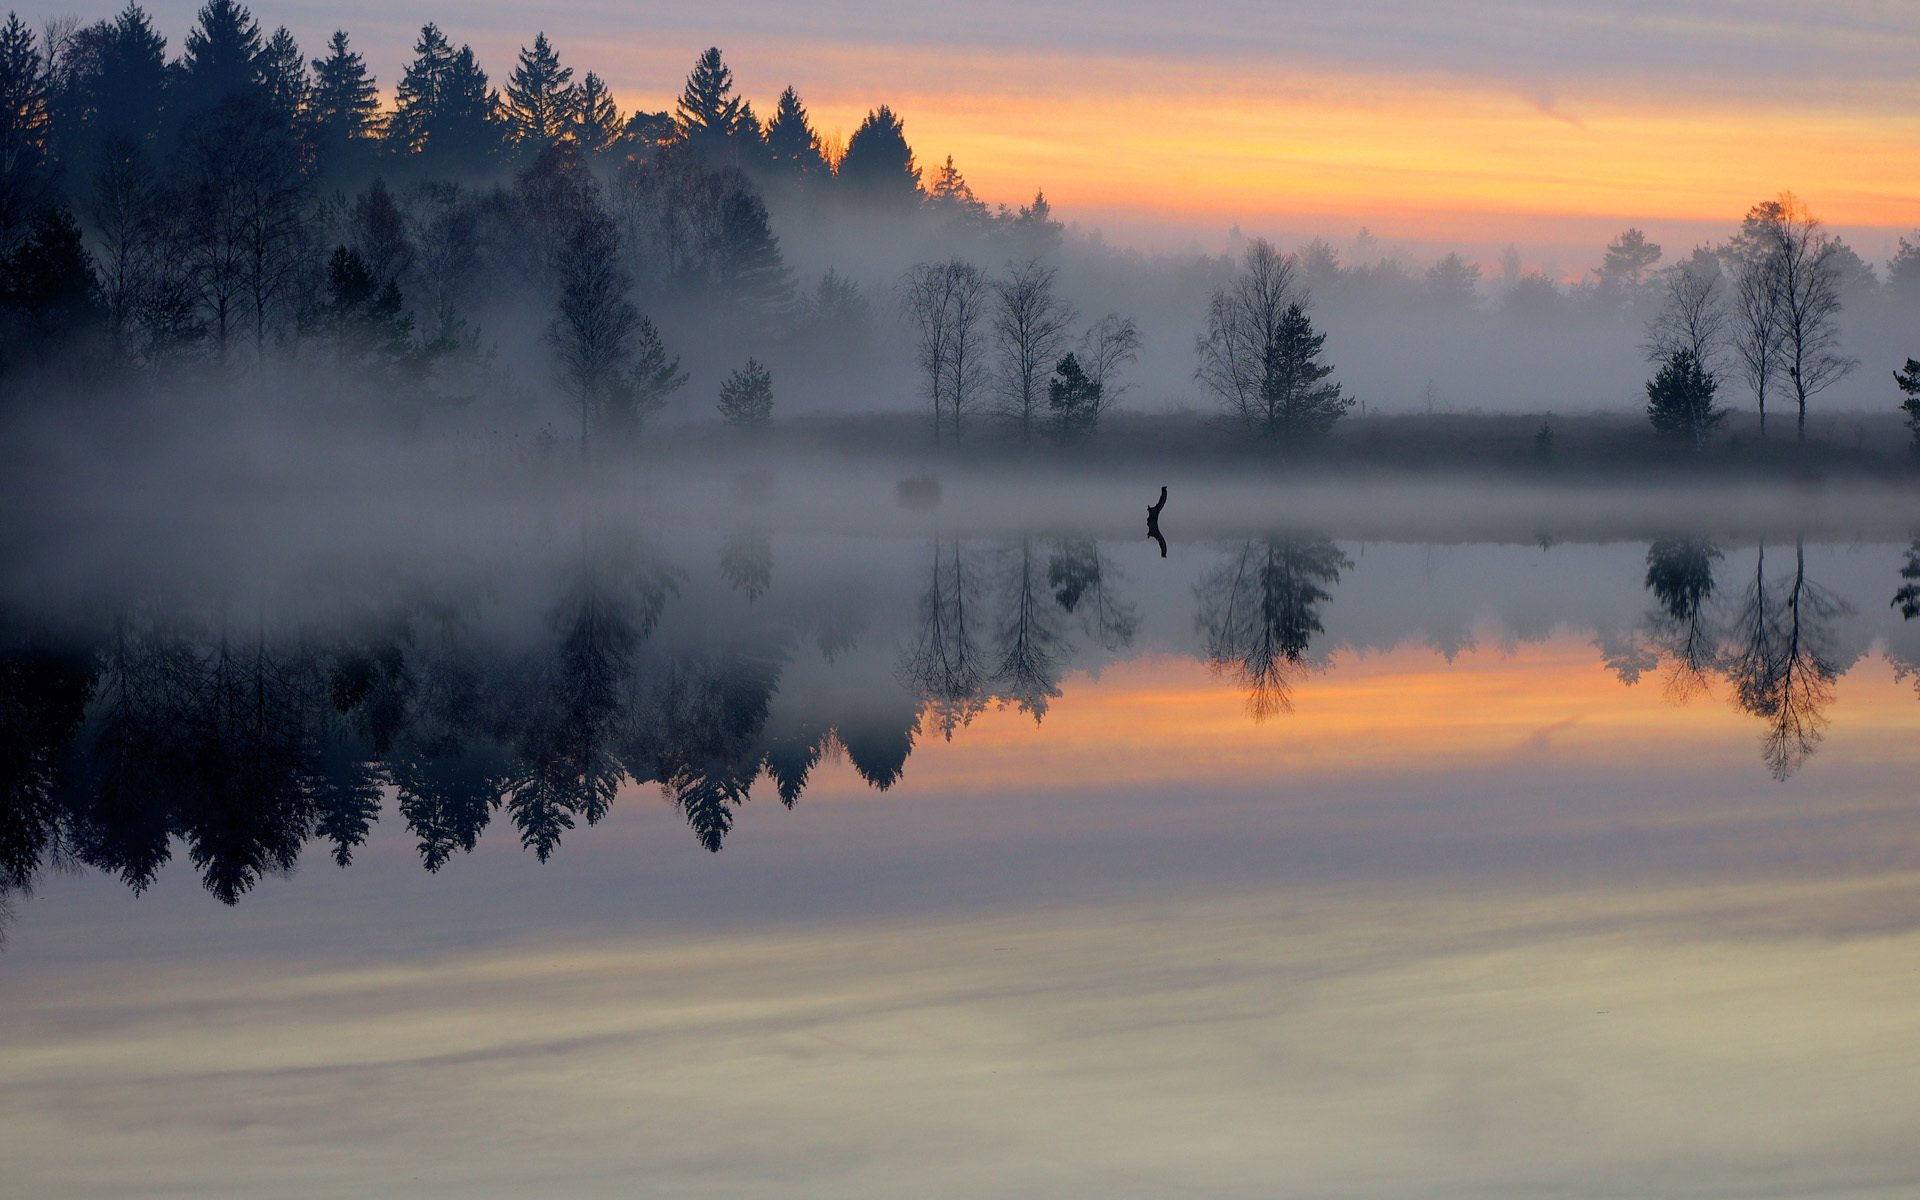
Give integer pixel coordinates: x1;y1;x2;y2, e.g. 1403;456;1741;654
503;32;575;156
0;16;51;247
388;26;499;174
1258;304;1349;443
763;86;826;178
309;31;380;171
925;155;987;225
1046;353;1102;441
256;27;306;132
175;0;265;123
1896;358;1920;455
839;106;920;209
717;357;773;429
673;47;744;157
72;5;169;158
1645;347;1724;448
570;72;621;156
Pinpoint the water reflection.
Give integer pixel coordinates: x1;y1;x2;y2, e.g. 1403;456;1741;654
2;529;1916;909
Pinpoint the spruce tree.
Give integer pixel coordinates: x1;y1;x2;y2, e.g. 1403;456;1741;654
256;27;306;132
0;16;50;246
1645;347;1724;448
763;86;826;178
1258;304;1350;443
309;31;381;171
1046;353;1102;440
389;26;499;173
175;0;265;123
74;5;169;157
839;106;920;209
717;358;773;429
387;23;456;155
674;47;744;157
570;72;621;156
925;155;987;224
503;33;576;156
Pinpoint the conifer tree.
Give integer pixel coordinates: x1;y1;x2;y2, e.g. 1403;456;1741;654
570;72;621;156
1046;353;1102;441
763;86;826;178
717;357;773;429
1896;357;1920;455
1645;347;1724;448
839;105;920;209
673;47;745;157
503;32;576;156
70;5;168;159
388;25;499;173
0;15;51;246
256;27;306;131
925;155;987;224
175;0;264;123
309;31;381;170
1256;303;1348;442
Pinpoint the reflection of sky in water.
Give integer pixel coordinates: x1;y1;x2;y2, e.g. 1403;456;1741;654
4;529;1920;1195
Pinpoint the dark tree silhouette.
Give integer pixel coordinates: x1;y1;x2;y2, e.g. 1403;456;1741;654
1046;353;1102;441
673;47;752;163
172;0;265;132
1;205;105;374
1199;240;1351;446
1725;541;1845;780
900;258;989;444
717;358;774;429
1643;537;1722;699
764;86;828;180
309;30;380;176
570;72;621;157
924;155;988;227
503;32;576;160
0;16;52;248
993;258;1075;442
1645;348;1724;447
1895;541;1920;621
386;24;499;175
839;105;921;210
1196;538;1350;719
1896;358;1920;454
991;537;1068;721
1047;539;1138;651
902;538;989;739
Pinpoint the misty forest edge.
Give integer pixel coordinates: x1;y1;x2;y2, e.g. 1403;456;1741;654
0;3;1917;466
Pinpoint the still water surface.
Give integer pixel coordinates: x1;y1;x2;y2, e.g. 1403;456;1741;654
3;502;1918;1196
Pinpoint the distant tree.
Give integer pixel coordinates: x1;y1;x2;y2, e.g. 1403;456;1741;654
1004;191;1064;256
1424;252;1480;310
1897;357;1920;455
1888;235;1920;306
1644;247;1726;370
503;33;576;159
1645;347;1723;448
839;106;921;210
1045;353;1101;441
717;357;773;429
309;31;380;176
0;15;52;248
348;179;412;290
1077;312;1141;406
924;155;988;226
992;258;1076;442
1595;227;1662;302
1644;537;1722;700
673;47;749;160
763;86;827;179
900;258;988;444
179;92;306;356
619;110;675;159
569;72;621;156
1728;206;1786;436
1198;240;1350;446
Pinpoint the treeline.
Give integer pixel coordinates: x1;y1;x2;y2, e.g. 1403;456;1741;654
0;2;1064;435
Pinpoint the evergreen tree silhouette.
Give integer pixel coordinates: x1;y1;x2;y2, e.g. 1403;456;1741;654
839;105;921;209
173;0;266;130
673;47;747;160
570;72;622;156
503;32;576;159
0;16;52;246
309;31;381;177
763;86;827;179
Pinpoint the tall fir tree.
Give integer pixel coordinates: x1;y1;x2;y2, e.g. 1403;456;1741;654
388;25;498;174
763;86;827;179
673;47;745;158
503;32;575;157
925;155;987;224
838;106;920;209
256;27;306;133
174;0;265;125
0;15;51;247
569;72;621;156
309;30;380;173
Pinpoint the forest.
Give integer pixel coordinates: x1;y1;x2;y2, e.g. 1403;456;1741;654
0;1;1917;462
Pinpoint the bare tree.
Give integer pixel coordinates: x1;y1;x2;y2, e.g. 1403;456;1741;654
899;259;988;444
1730;247;1783;436
901;537;988;738
1766;195;1857;440
992;258;1076;442
1078;311;1142;407
1197;239;1348;445
1644;251;1726;371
